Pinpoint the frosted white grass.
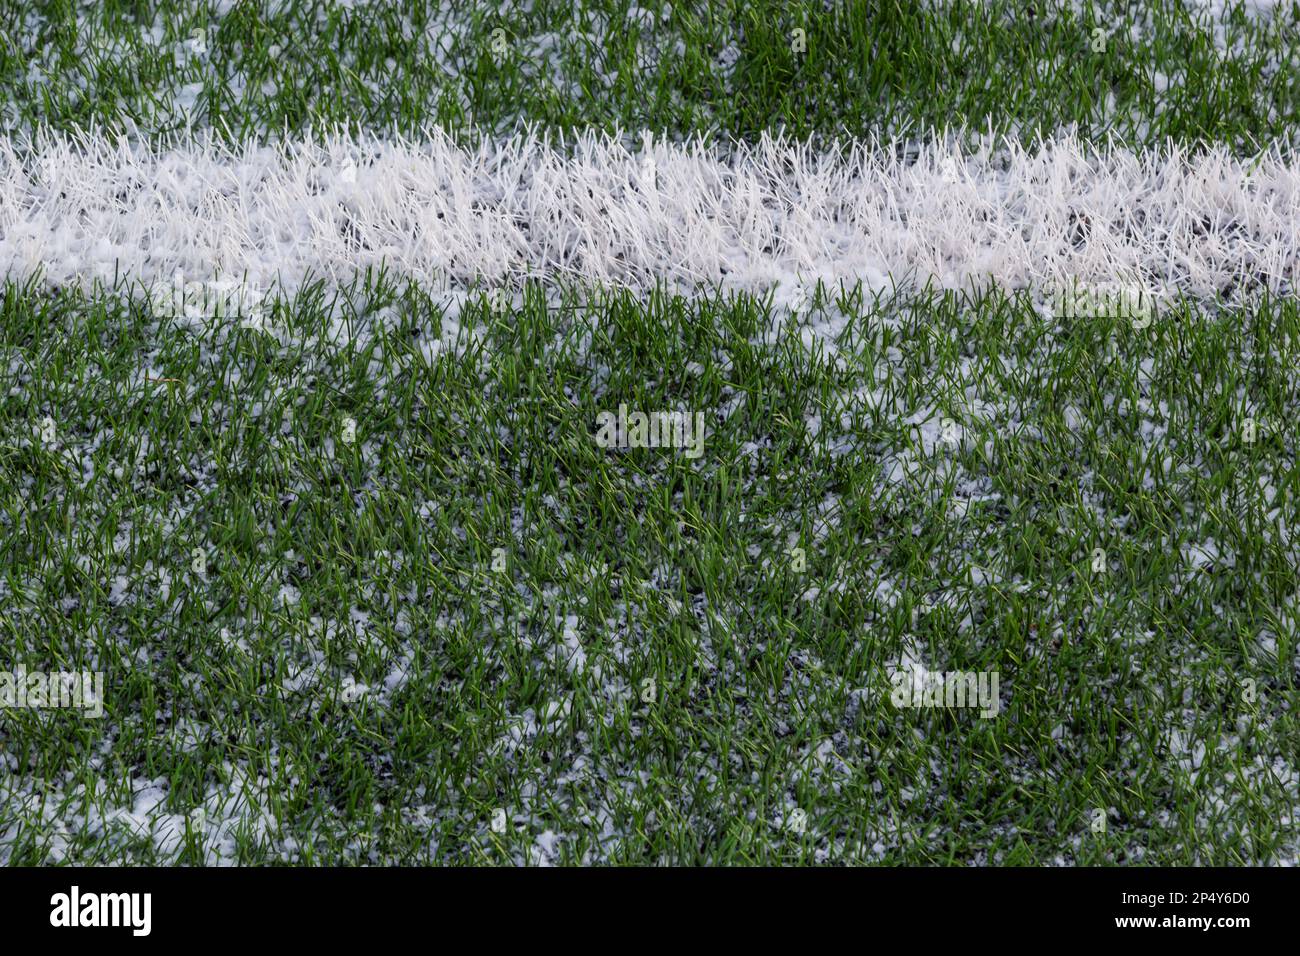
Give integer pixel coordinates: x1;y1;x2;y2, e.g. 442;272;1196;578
0;128;1297;304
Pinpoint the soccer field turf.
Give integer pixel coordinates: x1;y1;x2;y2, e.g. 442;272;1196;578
1;0;1298;865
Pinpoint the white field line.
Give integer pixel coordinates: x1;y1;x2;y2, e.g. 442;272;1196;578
0;129;1297;303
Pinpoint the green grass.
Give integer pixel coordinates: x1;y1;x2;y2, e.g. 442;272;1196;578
2;274;1296;863
1;0;1298;150
2;0;1298;867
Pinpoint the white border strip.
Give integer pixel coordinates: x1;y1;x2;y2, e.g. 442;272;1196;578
1;130;1296;302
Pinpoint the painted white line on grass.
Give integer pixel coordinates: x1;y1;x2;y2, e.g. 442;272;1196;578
1;130;1296;303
